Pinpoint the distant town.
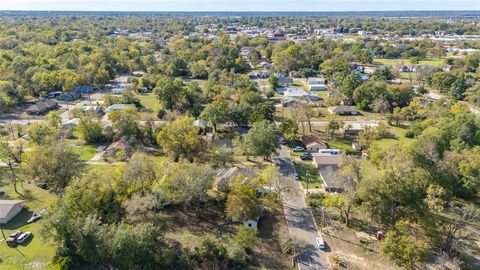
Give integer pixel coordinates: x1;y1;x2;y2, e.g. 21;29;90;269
0;10;479;270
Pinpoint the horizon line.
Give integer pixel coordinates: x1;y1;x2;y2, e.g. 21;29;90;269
1;9;479;13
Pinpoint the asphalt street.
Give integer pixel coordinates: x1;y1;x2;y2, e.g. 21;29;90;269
275;146;330;270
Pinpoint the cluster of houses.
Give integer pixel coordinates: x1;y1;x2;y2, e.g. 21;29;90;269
299;122;378;193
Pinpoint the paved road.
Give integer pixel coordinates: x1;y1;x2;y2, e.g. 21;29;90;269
275;146;330;270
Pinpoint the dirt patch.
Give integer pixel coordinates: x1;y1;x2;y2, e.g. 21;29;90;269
162;201;291;269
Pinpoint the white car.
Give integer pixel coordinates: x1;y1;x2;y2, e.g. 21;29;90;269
16;231;32;244
316;236;325;250
0;188;4;195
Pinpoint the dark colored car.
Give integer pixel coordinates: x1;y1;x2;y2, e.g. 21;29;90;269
6;231;23;246
27;213;42;224
36;182;48;190
300;152;313;160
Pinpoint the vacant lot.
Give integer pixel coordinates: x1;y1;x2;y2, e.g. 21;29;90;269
163;200;292;269
374;58;445;67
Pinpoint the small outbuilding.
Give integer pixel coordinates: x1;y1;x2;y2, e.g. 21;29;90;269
0;200;24;224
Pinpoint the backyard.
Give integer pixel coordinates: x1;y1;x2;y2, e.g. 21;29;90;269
0;170;58;270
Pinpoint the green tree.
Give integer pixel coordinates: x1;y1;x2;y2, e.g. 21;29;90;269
22;142;83;192
234;227;257;250
157;116;204;162
200;99;229;133
382;220;428;268
226;178;260;222
154;77;184;110
243;120;279;160
27;123;56;145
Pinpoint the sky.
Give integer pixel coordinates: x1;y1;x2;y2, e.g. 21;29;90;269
0;0;478;12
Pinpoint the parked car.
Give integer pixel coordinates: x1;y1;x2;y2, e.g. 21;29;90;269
0;187;4;195
6;231;23;246
279;137;287;145
292;146;305;152
16;232;32;244
27;213;42;224
36;182;48;189
293;173;300;180
316;236;326;250
300;152;312;160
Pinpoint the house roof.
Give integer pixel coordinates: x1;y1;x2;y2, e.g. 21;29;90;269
0;200;24;219
313;153;344;167
302;135;327;149
26;100;58;113
328;106;359;114
307;78;326;85
107;140;128;151
104;104;133;113
319;166;347;190
278;77;293;84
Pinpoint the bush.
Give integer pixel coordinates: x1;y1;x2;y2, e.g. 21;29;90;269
405;130;415;138
306;193;325;208
265;89;275;98
157;108;166;119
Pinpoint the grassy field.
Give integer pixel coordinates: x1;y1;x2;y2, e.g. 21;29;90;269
0;170;58;270
136;93;160;120
71;144;99;161
374;58;445;67
372;126;415;151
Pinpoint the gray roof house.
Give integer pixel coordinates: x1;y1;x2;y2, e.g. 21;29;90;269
0;200;24;224
319;166;348;193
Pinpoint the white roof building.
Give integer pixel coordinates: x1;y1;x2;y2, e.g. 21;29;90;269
0;200;24;224
283;87;319;101
307;77;326;91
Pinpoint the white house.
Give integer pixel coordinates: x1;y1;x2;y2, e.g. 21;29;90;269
104;104;134;113
111;87;126;95
277;77;293;87
0;200;24;224
283;87;319;101
307;77;326;91
63;118;81;129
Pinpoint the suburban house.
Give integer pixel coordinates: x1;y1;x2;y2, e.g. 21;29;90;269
74;85;94;94
26;100;59;115
277;77;293;87
281;97;297;107
104;104;134;114
307;77;326;91
257;70;272;78
283;87;319;101
83;105;102;114
343;122;379;137
0;200;24;224
215;166;257;192
106;140;129;157
319;166;348;193
302;135;327;152
111;87;126;95
312;152;344;168
328;106;359;115
63;118;81;129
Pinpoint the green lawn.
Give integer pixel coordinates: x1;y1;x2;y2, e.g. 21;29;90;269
293;161;322;189
0;171;58;270
326;137;355;153
293;80;307;90
136;93;159;111
71;144;99;161
374;58;445;67
372;126;415;151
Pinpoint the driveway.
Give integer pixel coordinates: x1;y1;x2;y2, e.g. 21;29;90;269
275;146;330;270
